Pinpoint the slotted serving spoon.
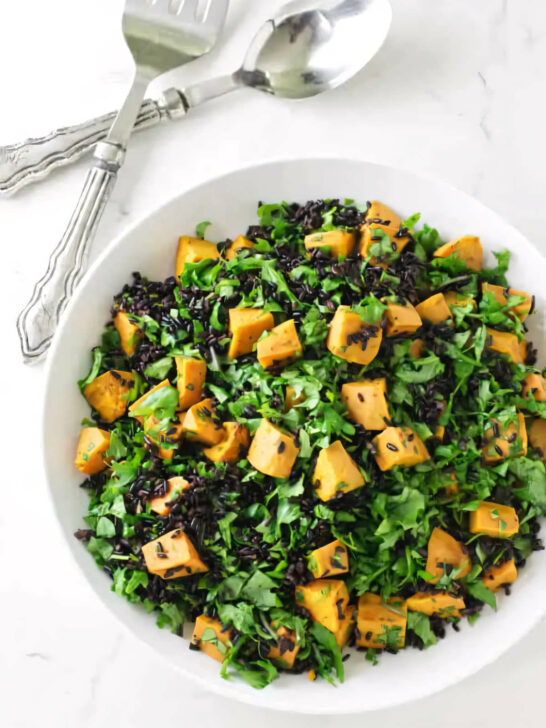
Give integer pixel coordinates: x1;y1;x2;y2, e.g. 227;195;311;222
16;0;228;362
2;0;392;197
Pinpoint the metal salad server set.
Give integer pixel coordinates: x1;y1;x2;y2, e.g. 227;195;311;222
12;0;392;362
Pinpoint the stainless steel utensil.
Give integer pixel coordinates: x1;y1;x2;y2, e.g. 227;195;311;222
16;0;228;362
2;0;392;197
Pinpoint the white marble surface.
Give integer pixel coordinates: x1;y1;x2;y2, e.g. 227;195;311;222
1;0;545;726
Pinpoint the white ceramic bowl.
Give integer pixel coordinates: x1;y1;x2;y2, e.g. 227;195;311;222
44;158;546;714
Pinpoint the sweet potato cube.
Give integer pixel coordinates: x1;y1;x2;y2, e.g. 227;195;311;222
409;338;425;359
356;593;407;649
257;319;302;369
486;328;526;364
225;235;255;260
128;379;171;424
285;385;305;411
443;472;459;497
327;306;382;365
359;200;411;264
142;412;185;460
425;527;471;583
406;591;465;618
482;413;527;463
149;476;190;516
175;357;206;409
469;502;519;538
191;615;231;662
113;312;141;356
268;626;299;668
247;419;299;478
382;299;422;337
335;604;356;649
372;426;430;471
522;373;546;402
313;440;365;501
482;559;518;591
444;291;476;310
482;282;532;321
433;235;483;271
182;398;224;446
75;427;111;475
176;236;220;277
84;370;134;423
295;579;350;643
415;293;452;325
529;418;546;459
308;539;349;578
228;308;274;359
341;378;390;431
202;422;250;463
141;528;208;579
304;230;355;257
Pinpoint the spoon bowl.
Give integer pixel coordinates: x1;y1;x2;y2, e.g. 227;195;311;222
242;0;393;98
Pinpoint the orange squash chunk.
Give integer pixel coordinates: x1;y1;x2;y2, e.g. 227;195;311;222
225;235;254;261
341;378;390;431
409;338;425;359
444;291;476;310
482;559;518;591
148;476;190;516
433;235;483;271
257;319;302;369
313;440;365;501
443;472;459;497
128;379;171;424
426;527;471;583
113;311;141;356
406;591;465;618
75;427;111;475
268;626;300;668
359;201;411;264
228;308;274;359
372;426;430;471
84;370;134;423
482;413;527;463
382;299;422;337
486;328;526;364
295;580;351;646
415;293;452;325
529;418;546;459
327;306;382;365
522;373;546;402
202;422;250;463
482;282;532;321
175;357;206;409
285;385;305;411
182;398;224;446
191;615;231;662
355;593;407;649
304;230;355;257
308;539;349;578
141;528;208;579
469;502;519;538
176;236;220;277
142;412;185;460
247;419;300;478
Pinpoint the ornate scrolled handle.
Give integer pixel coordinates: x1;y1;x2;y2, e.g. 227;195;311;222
16;143;121;362
0;89;186;196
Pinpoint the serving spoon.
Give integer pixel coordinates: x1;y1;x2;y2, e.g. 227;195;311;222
0;0;392;197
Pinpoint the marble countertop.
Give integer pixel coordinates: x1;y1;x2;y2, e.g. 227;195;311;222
1;0;545;726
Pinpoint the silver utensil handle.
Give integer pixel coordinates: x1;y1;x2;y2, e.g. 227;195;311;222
16;143;121;362
0;90;186;196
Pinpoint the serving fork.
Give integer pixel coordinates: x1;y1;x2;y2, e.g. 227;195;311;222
16;0;228;362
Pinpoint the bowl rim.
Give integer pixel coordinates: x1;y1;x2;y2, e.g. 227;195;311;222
42;156;546;714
